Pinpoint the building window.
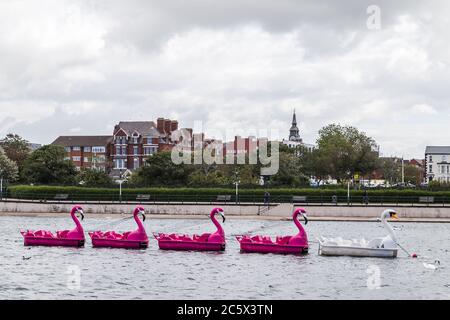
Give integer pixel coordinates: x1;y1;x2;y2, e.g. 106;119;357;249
115;136;126;145
92;146;105;153
72;156;81;162
64;147;71;152
134;158;139;170
73;146;81;151
84;146;91;152
115;146;126;155
429;165;433;173
133;146;139;155
84;157;90;163
144;146;157;155
93;155;106;163
115;159;126;169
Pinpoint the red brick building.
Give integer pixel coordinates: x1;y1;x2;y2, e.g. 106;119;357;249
222;136;259;157
111;119;179;171
52;136;113;172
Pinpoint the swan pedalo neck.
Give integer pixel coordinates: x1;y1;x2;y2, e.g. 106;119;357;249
374;209;399;249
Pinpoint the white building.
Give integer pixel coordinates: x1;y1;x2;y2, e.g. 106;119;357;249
425;146;450;183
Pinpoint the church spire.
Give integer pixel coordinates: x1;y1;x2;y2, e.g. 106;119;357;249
289;109;302;142
292;109;297;126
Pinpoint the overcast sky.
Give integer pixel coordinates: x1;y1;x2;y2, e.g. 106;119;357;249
1;0;449;158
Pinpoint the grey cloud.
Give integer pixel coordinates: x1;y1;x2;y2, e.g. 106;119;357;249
1;0;450;159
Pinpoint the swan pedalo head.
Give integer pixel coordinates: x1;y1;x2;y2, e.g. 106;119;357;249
135;206;146;221
381;209;398;221
214;208;226;223
296;208;308;225
73;206;85;220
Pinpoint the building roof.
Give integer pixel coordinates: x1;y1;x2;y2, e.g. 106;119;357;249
52;136;113;147
425;146;450;154
114;121;161;137
28;143;42;151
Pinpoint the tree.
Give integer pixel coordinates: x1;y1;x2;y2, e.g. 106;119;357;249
315;124;379;182
404;164;423;185
21;145;77;185
0;148;19;182
187;170;231;187
301;148;329;184
380;158;401;184
1;134;31;171
130;152;194;186
214;158;261;187
268;152;309;187
76;168;114;187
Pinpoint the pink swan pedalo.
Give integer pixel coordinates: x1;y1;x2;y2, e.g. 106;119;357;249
154;207;226;251
89;206;149;249
21;206;85;247
236;208;309;254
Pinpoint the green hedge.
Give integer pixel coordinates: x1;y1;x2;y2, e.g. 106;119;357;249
6;185;450;203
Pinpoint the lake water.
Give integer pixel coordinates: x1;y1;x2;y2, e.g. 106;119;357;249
1;216;449;300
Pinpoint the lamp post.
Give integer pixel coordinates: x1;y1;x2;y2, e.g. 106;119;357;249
234;169;240;204
347;181;350;204
117;169;127;203
346;171;352;205
92;151;97;171
0;177;3;201
401;156;405;185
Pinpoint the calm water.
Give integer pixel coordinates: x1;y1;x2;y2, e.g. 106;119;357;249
0;216;449;300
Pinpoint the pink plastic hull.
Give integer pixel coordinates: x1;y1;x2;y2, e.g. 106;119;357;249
238;242;308;254
157;240;225;251
23;237;85;247
90;238;149;249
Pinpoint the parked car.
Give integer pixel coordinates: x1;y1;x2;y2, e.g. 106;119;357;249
391;182;416;189
376;183;389;188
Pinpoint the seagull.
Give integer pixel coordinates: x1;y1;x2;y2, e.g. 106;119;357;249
423;260;440;270
22;256;31;260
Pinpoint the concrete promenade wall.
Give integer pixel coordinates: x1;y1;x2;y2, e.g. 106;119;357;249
2;201;450;218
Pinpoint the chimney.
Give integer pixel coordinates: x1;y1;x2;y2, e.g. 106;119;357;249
157;118;165;134
171;120;178;132
164;119;172;134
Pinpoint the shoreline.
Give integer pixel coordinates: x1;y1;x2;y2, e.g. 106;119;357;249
2;212;450;223
3;201;450;222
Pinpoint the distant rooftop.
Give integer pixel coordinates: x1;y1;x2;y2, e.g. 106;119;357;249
114;121;160;137
28;143;42;151
425;146;450;154
52;135;113;147
0;139;42;150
